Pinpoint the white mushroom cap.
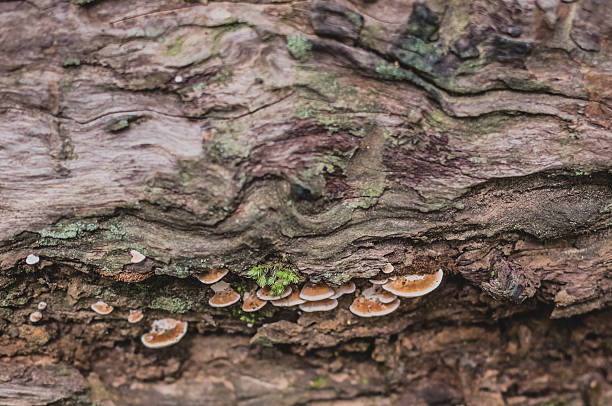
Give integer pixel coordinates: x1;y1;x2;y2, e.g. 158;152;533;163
130;249;146;264
298;298;338;312
141;318;188;349
257;286;292;301
330;281;356;299
37;301;47;311
382;263;394;274
91;301;114;315
382;269;443;298
26;254;40;265
29;311;43;323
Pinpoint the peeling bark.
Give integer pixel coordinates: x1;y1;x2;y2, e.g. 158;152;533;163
0;0;611;404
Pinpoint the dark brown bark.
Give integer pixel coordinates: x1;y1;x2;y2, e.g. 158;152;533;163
0;0;611;405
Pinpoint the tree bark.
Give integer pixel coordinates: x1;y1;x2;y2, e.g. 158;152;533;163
0;0;611;405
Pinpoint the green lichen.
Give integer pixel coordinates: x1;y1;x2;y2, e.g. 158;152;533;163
62;59;81;67
287;35;312;62
38;220;99;246
106;119;129;133
375;62;408;81
149;297;192;314
311;377;327;388
247;261;299;296
166;37;184;57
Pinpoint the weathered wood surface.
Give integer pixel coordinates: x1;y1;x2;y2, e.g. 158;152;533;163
0;0;611;404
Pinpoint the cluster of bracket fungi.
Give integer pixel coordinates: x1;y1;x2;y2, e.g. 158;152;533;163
25;252;443;349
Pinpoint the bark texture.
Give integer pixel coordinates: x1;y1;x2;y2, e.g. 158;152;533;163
0;0;611;405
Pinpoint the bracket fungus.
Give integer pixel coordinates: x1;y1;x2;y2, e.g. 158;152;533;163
382;263;394;274
369;276;389;285
330;281;356;299
299;282;335;301
382;269;443;297
196;268;229;284
37;301;47;311
209;281;240;307
129;249;146;264
91;301;114;315
141;318;188;349
270;289;306;307
29;311;43;323
349;296;400;317
257;285;292;301
26;254;39;265
362;286;397;304
128;309;144;324
242;291;267;312
298;298;338;312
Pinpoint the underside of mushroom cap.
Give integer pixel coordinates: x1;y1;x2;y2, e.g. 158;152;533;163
141;318;188;349
298;298;338;312
382;269;443;297
349;296;400;317
299;282;335;301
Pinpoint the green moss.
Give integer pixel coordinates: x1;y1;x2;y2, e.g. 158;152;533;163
106;119;129;133
311;377;327;388
166;37;184;57
38;220;99;246
149;296;192;314
287;35;312;62
247;261;298;296
62;59;81;68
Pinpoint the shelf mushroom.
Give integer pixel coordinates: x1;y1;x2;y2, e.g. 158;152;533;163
299;282;334;301
299;298;338;312
26;254;40;265
91;301;114;315
330;281;356;299
257;285;292;301
349;295;400;317
128;309;144;324
382;263;394;274
196;268;229;284
382;269;443;297
129;250;146;264
270;289;306;307
209;281;240;307
29;311;43;323
242;291;267;312
362;285;397;304
141;318;188;349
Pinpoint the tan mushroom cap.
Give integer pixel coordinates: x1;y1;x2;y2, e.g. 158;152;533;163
130;249;146;264
299;282;334;301
141;318;188;349
368;276;389;285
128;309;144;324
330;281;356;299
209;287;240;308
298;298;338;312
362;286;397;304
91;301;114;315
257;285;292;301
242;291;267;312
196;268;229;284
29;311;43;323
270;289;306;307
382;269;443;297
349;296;400;317
37;301;47;311
382;263;394;274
